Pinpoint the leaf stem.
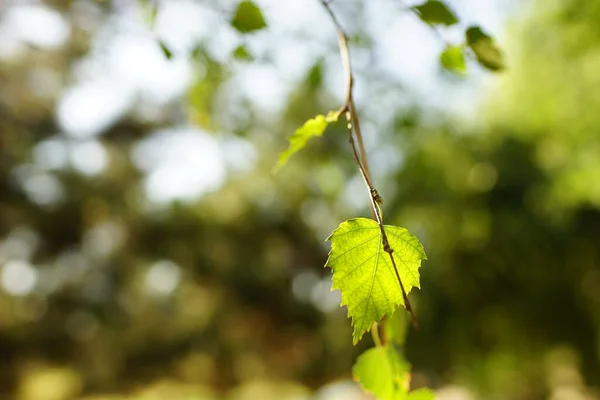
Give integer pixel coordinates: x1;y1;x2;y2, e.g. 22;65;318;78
371;322;382;347
319;0;418;329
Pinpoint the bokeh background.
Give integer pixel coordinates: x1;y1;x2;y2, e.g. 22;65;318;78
1;0;600;399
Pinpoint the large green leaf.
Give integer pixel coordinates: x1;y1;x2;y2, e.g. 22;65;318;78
231;1;267;34
413;0;458;26
440;45;466;76
353;345;410;400
273;112;337;173
466;26;505;71
325;218;426;343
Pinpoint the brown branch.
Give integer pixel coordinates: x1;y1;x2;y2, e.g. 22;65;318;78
319;0;418;330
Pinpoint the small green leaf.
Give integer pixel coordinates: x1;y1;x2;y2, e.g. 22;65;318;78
353;345;410;400
326;218;427;344
466;26;505;71
413;0;458;26
231;0;267;34
232;45;253;61
273;112;337;173
159;40;173;59
440;44;466;76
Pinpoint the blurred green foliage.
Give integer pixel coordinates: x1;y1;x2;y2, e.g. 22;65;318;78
0;0;599;399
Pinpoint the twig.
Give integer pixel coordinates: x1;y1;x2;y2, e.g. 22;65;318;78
323;2;372;184
319;0;418;330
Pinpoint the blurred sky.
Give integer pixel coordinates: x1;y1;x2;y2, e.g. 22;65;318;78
0;0;517;205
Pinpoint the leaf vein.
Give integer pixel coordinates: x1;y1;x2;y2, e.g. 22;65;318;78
327;233;380;264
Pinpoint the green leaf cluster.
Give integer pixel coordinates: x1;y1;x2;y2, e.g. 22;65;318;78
412;1;505;74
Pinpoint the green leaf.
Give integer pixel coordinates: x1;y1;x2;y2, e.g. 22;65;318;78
159;40;173;60
353;345;436;400
325;218;427;344
353;345;410;400
231;1;267;34
273;112;337;173
466;26;505;71
385;308;409;346
413;0;458;26
440;45;466;76
407;388;436;400
232;45;253;61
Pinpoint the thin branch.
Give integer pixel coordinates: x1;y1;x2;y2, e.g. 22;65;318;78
349;98;372;184
319;0;418;329
321;1;371;184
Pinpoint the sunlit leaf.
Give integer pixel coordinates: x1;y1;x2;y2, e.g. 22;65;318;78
325;218;426;343
413;0;458;26
440;44;466;75
232;45;253;61
273;112;337;173
353;345;410;400
466;26;505;71
231;0;267;34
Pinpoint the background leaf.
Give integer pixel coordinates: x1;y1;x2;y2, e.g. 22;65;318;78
273;112;337;173
353;345;410;400
466;26;505;71
232;44;253;61
159;40;173;59
231;0;267;34
413;0;458;26
139;0;158;28
306;59;324;90
440;44;466;75
385;308;409;346
326;218;426;343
